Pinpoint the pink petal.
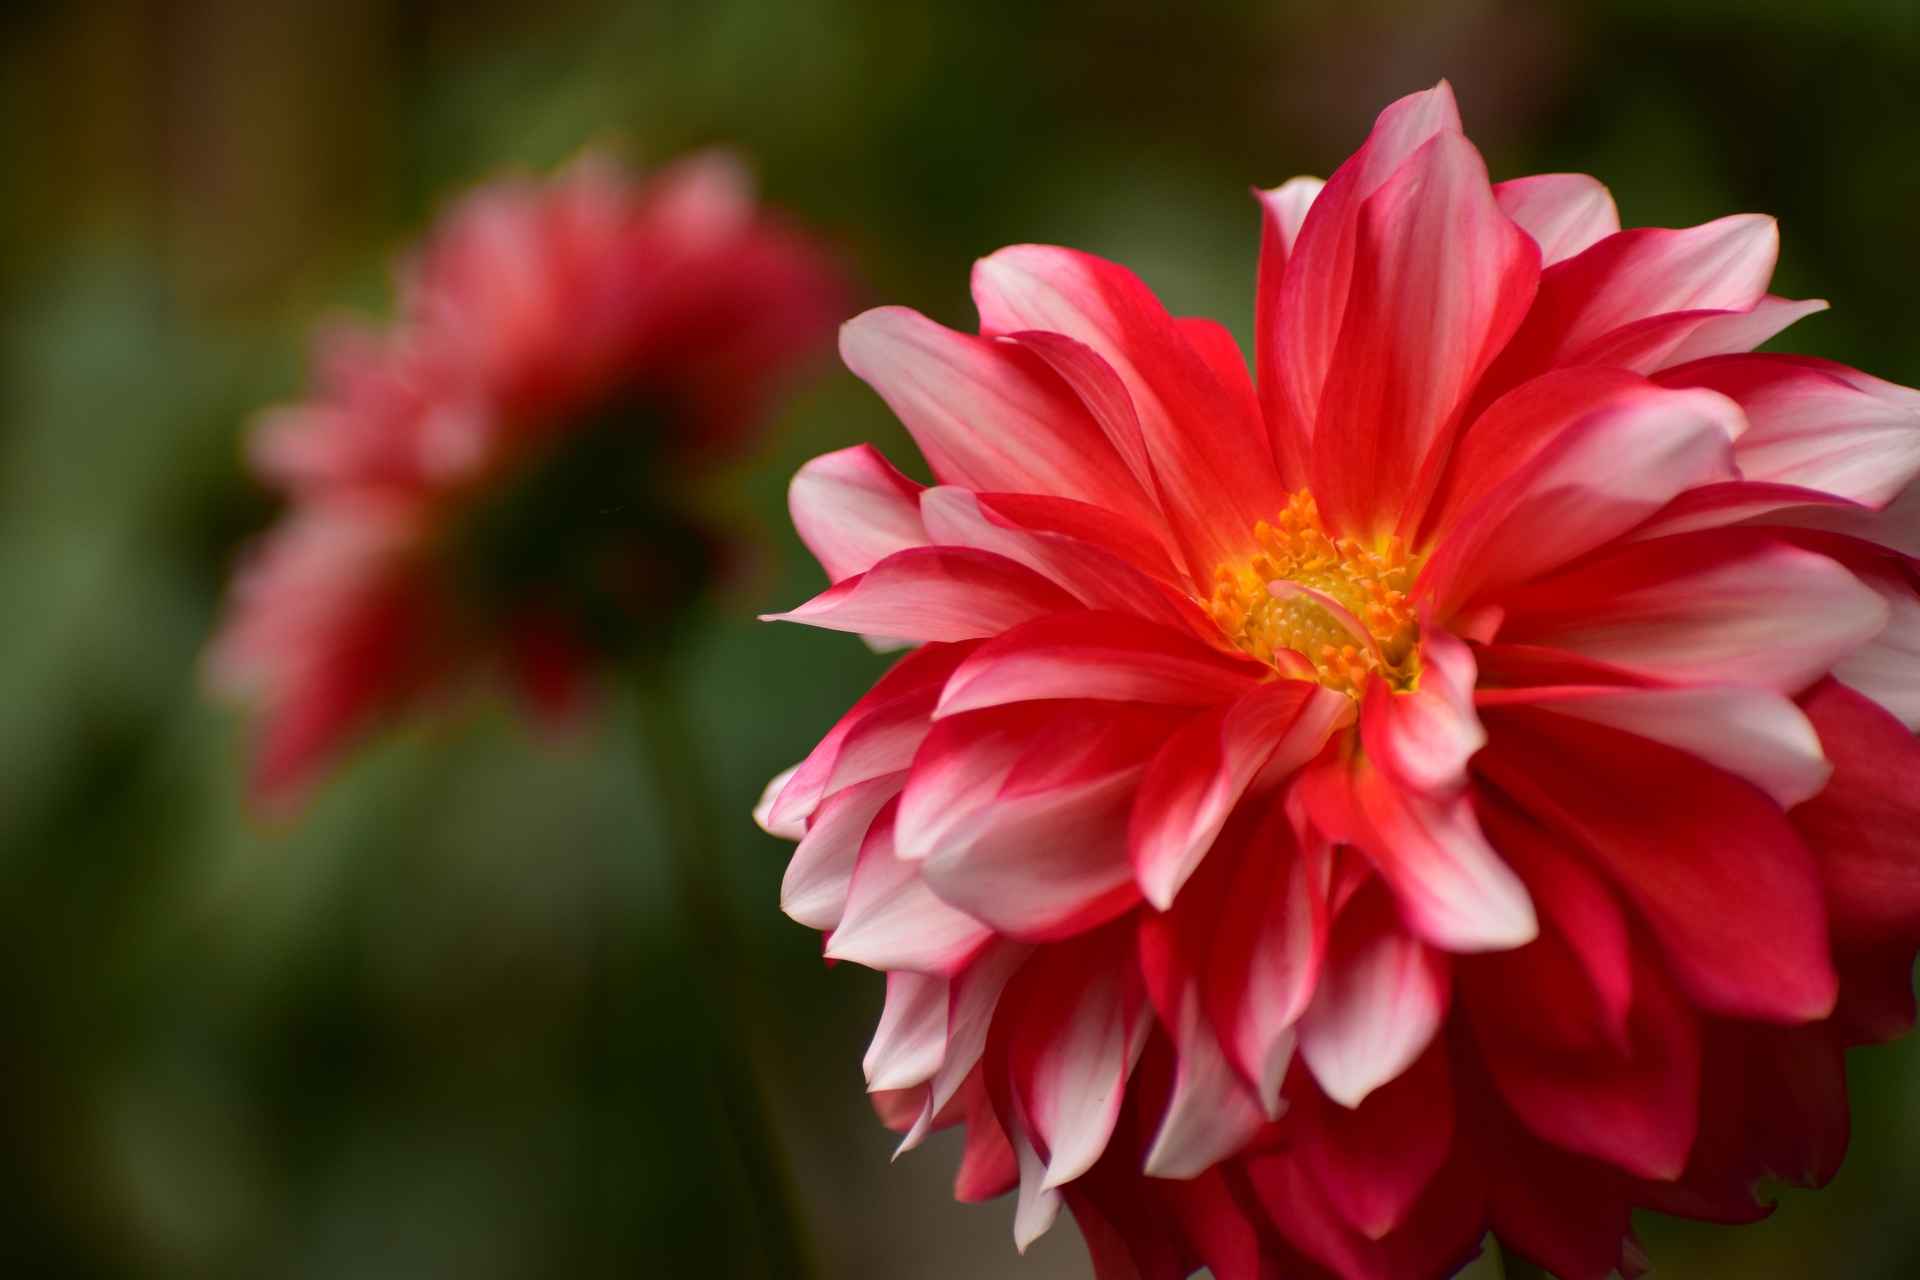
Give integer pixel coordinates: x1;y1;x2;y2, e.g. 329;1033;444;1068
899;702;1180;940
1483;214;1780;397
1006;923;1154;1191
838;306;1158;524
1423;385;1741;613
971;244;1284;576
781;771;905;930
1645;295;1828;370
1477;684;1830;808
752;763;804;839
1256;176;1327;488
1004;329;1160;503
936;611;1265;719
1660;355;1920;508
916;487;1197;629
764;545;1081;643
788;443;928;582
1206;805;1331;1112
1358;626;1484;799
1299;744;1538;954
826;798;994;976
976;491;1186;588
1834;567;1920;728
1493;173;1620;266
1309;129;1540;540
901;939;1034;1152
1131;680;1351;909
1478;707;1838;1024
1274;83;1463;447
1493;530;1890;694
765;640;977;833
1297;879;1453;1107
865;969;950;1090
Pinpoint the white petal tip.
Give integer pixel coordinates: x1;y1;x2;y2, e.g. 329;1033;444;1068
753;765;805;839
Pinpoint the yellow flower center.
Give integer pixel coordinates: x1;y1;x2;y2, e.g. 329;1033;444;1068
1207;491;1421;696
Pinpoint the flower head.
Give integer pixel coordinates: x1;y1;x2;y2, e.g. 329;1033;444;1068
211;151;850;806
759;82;1920;1280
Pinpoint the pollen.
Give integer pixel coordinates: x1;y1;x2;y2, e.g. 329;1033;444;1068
1207;491;1420;696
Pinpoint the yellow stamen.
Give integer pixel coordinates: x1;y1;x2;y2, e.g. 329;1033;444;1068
1207;491;1421;696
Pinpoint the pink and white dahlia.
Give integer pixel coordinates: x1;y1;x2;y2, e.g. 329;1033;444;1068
209;152;849;805
757;83;1920;1280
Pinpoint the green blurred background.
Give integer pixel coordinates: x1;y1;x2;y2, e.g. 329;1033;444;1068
2;1;1919;1277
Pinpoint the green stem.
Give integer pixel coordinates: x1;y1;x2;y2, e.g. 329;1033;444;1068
1499;1240;1550;1280
632;658;819;1280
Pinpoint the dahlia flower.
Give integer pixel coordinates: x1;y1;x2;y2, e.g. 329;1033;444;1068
209;151;849;804
758;83;1920;1280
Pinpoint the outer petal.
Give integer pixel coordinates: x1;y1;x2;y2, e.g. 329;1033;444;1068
1479;214;1779;400
1286;1043;1454;1240
1477;707;1837;1024
788;443;928;582
1205;805;1329;1114
764;545;1081;643
1492;530;1890;694
839;306;1158;523
1493;173;1620;266
865;969;950;1090
827;797;994;976
1275;82;1463;445
936;611;1265;718
900;701;1184;940
1474;684;1831;809
1131;679;1351;909
1791;679;1920;944
971;245;1284;575
1296;879;1452;1108
1003;922;1154;1192
1309;129;1540;540
780;770;906;930
1422;385;1741;613
1256;176;1328;488
1659;355;1920;508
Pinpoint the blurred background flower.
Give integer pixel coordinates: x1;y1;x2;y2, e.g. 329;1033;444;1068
3;1;1920;1279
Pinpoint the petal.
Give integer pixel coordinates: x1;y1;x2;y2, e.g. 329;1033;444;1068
839;306;1157;521
1422;385;1741;613
1492;529;1890;693
1206;805;1331;1112
1005;922;1154;1191
1475;684;1831;809
1834;567;1920;728
917;487;1197;629
865;969;951;1090
1358;626;1484;799
1477;706;1837;1024
1274;82;1463;445
788;443;928;582
1466;934;1701;1181
753;763;804;839
1309;129;1540;540
1481;214;1780;398
827;798;994;976
1003;328;1160;506
976;491;1186;588
1493;173;1620;266
1791;679;1920;944
936;611;1265;718
1286;1043;1454;1240
1650;294;1829;370
1131;679;1351;909
764;545;1081;643
1298;742;1538;954
900;702;1179;940
767;642;970;834
971;244;1285;575
1296;879;1453;1108
1256;176;1328;488
901;939;1035;1153
781;771;905;930
1659;355;1920;508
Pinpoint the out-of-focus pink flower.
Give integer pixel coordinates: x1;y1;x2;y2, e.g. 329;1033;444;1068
211;152;850;807
757;82;1920;1280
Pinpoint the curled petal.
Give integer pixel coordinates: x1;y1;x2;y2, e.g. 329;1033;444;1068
827;798;994;976
781;771;905;930
1493;173;1620;266
789;443;928;582
764;546;1080;643
865;969;950;1091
